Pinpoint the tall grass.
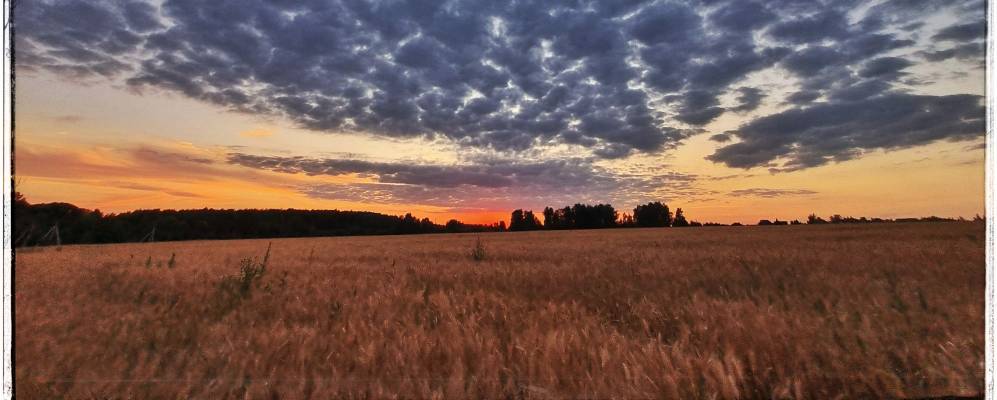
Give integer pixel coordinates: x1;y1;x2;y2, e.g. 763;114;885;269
15;223;984;398
470;237;487;262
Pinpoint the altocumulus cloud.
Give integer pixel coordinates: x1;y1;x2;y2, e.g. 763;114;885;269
16;0;985;170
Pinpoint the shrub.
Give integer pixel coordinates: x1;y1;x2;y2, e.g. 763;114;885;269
212;242;274;315
470;237;486;261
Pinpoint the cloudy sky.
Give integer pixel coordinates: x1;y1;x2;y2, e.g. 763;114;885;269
14;0;985;224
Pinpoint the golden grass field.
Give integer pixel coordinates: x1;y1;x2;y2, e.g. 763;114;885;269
15;222;984;399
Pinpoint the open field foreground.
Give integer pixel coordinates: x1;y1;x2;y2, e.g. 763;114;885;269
15;223;984;399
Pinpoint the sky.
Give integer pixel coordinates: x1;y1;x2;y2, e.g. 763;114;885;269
12;0;986;225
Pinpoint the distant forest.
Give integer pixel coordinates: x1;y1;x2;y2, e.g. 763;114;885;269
12;192;501;246
13;193;974;246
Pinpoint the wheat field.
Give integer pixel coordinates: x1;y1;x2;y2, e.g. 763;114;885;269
15;223;984;399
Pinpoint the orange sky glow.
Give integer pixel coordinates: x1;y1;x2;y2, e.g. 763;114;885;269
15;80;983;226
13;1;986;226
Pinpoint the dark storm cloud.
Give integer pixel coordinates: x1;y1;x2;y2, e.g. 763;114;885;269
17;0;985;171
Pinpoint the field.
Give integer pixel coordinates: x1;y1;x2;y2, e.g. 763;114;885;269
15;223;984;398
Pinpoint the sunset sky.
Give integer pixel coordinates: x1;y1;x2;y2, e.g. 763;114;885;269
14;0;985;224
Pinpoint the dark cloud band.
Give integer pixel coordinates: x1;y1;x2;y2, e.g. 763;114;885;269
227;152;701;209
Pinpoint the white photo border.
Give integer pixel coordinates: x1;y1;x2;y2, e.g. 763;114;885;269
985;0;995;398
2;0;12;398
0;0;14;399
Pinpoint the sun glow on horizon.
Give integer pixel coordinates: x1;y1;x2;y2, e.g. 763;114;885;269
13;0;986;226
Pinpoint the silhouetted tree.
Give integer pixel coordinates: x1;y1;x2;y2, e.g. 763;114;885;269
672;208;689;227
619;212;635;227
807;214;828;224
571;203;617;229
633;202;671;227
445;219;462;233
543;206;560;229
536;203;617;229
509;209;541;231
399;213;422;234
444;219;503;233
524;210;541;230
510;209;525;231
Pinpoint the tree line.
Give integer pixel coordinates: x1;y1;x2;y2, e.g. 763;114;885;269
510;202;978;231
12;193;502;246
13;192;976;246
508;201;701;231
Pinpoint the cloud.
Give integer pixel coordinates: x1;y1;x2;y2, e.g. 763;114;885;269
227;152;701;210
706;173;758;181
785;91;821;104
731;87;766;113
768;10;849;44
16;0;985;169
101;181;205;198
781;46;845;77
708;93;984;171
708;1;776;33
858;57;913;79
728;188;817;198
131;147;214;165
239;128;275;138
14;142;258;183
228;153;519;188
920;42;985;62
932;22;986;42
227;152;693;190
52;114;85;123
709;133;733;143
